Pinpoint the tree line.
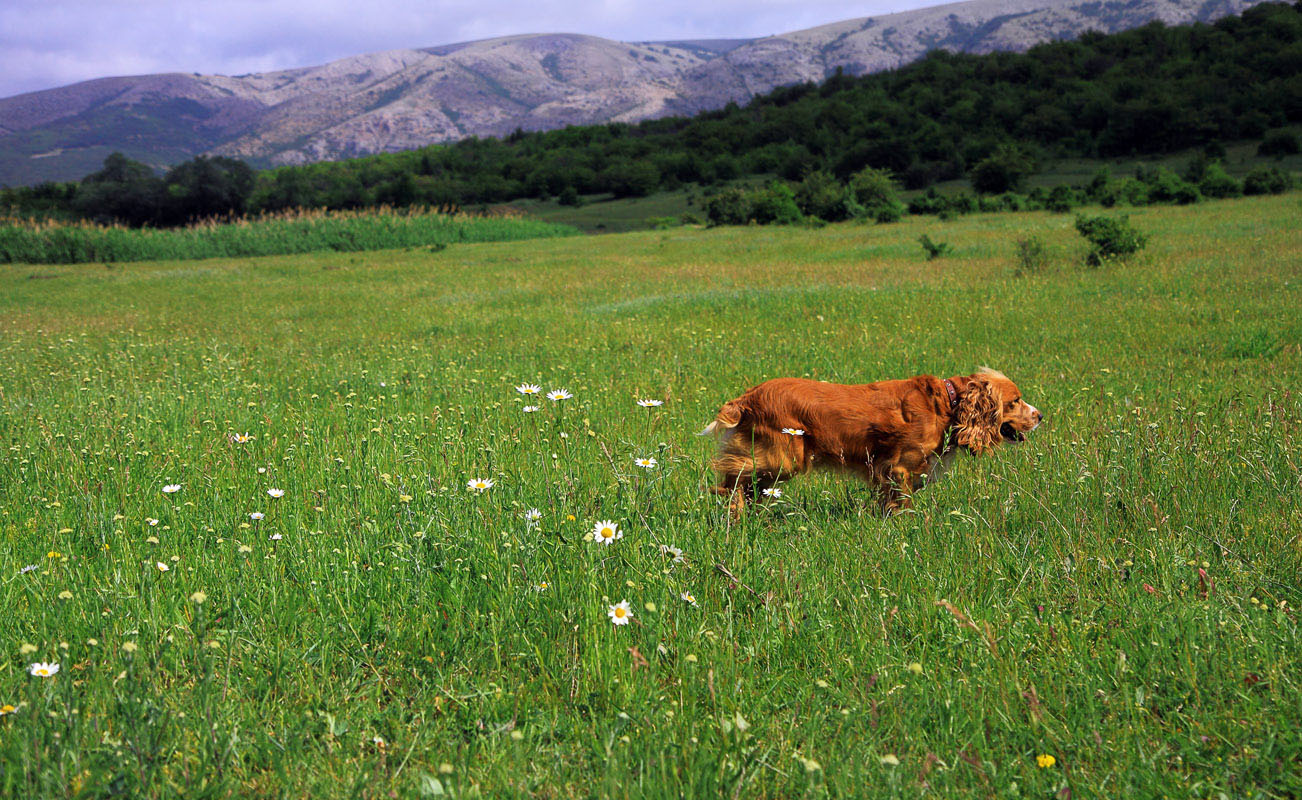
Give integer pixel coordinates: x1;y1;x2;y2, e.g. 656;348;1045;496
2;2;1299;227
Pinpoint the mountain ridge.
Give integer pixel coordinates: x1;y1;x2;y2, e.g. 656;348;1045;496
0;0;1273;185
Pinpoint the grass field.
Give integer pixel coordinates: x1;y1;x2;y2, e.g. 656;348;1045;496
1;194;1300;798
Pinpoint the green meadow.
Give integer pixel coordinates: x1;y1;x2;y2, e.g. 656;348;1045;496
1;194;1299;798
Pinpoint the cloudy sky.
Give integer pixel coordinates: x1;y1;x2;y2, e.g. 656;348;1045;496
0;0;932;98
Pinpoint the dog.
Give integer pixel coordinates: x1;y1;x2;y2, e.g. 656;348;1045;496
700;369;1042;516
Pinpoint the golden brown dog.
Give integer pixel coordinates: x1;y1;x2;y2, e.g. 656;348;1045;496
700;369;1042;516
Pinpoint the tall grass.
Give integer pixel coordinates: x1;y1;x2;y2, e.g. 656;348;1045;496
0;195;1297;798
0;205;579;264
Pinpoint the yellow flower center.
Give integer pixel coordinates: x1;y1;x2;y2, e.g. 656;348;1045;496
614;608;626;618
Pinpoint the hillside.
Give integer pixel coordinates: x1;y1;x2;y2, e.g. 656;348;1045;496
0;0;1274;185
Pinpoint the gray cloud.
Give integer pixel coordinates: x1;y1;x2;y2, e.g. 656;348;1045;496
0;0;925;97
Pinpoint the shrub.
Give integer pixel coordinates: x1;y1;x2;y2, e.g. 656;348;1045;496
1137;166;1201;205
847;167;905;222
1074;213;1147;266
1117;178;1150;206
1045;185;1079;213
918;234;952;260
1242;167;1293;195
1085;167;1115;203
970;147;1033;194
947;193;978;215
1257;130;1301;158
1197;162;1242;199
908;188;948;216
748;181;803;225
1014;236;1050;274
795;171;862;222
557;186;582;207
704;189;750;226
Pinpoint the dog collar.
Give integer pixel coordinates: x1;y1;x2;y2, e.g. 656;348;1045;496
943;379;958;411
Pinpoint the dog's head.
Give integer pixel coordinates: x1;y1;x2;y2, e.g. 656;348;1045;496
951;368;1042;453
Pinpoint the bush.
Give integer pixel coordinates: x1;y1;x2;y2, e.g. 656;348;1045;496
1074;213;1147;266
1045;185;1079;213
1117;178;1150;206
795;171;862;222
1242;167;1293;195
1257;130;1301;158
1137;166;1201;205
847;167;905;222
970;147;1033;194
1197;162;1242;199
1014;236;1050;274
749;181;803;225
918;234;952;260
947;193;978;215
908;188;948;216
704;189;751;226
557;186;582;207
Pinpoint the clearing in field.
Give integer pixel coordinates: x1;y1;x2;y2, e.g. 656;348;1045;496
0;195;1299;797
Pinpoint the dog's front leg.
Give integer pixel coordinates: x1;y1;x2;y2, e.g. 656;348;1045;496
882;465;914;516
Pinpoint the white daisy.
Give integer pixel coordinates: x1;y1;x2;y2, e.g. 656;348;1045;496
162;484;181;494
546;389;573;402
607;600;633;626
592;520;622;545
467;478;495;492
230;433;253;444
270;533;283;541
533;581;550;593
249;512;264;521
267;488;284;498
659;544;685;563
155;562;170;572
516;383;542;395
634;456;658;469
522;405;540;413
782;428;805;437
762;487;783;498
27;662;60;678
680;591;698;607
146;518;159;527
523;508;542;523
636;399;664;407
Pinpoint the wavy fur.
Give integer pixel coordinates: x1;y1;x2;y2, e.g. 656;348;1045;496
953;376;1004;453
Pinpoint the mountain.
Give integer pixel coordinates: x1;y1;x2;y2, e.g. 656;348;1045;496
0;0;1274;185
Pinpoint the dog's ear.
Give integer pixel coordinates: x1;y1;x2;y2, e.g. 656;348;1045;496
953;376;1003;454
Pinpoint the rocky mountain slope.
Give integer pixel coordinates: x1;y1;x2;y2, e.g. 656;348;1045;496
0;0;1273;184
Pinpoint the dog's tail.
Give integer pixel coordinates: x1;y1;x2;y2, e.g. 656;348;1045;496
697;399;746;437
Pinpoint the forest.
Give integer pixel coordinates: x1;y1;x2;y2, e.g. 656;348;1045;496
2;2;1299;226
